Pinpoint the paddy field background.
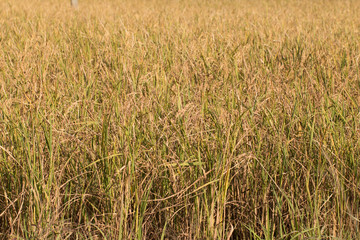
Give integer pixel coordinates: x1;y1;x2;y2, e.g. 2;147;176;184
1;0;360;238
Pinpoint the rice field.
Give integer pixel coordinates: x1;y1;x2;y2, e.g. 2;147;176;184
1;0;360;239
